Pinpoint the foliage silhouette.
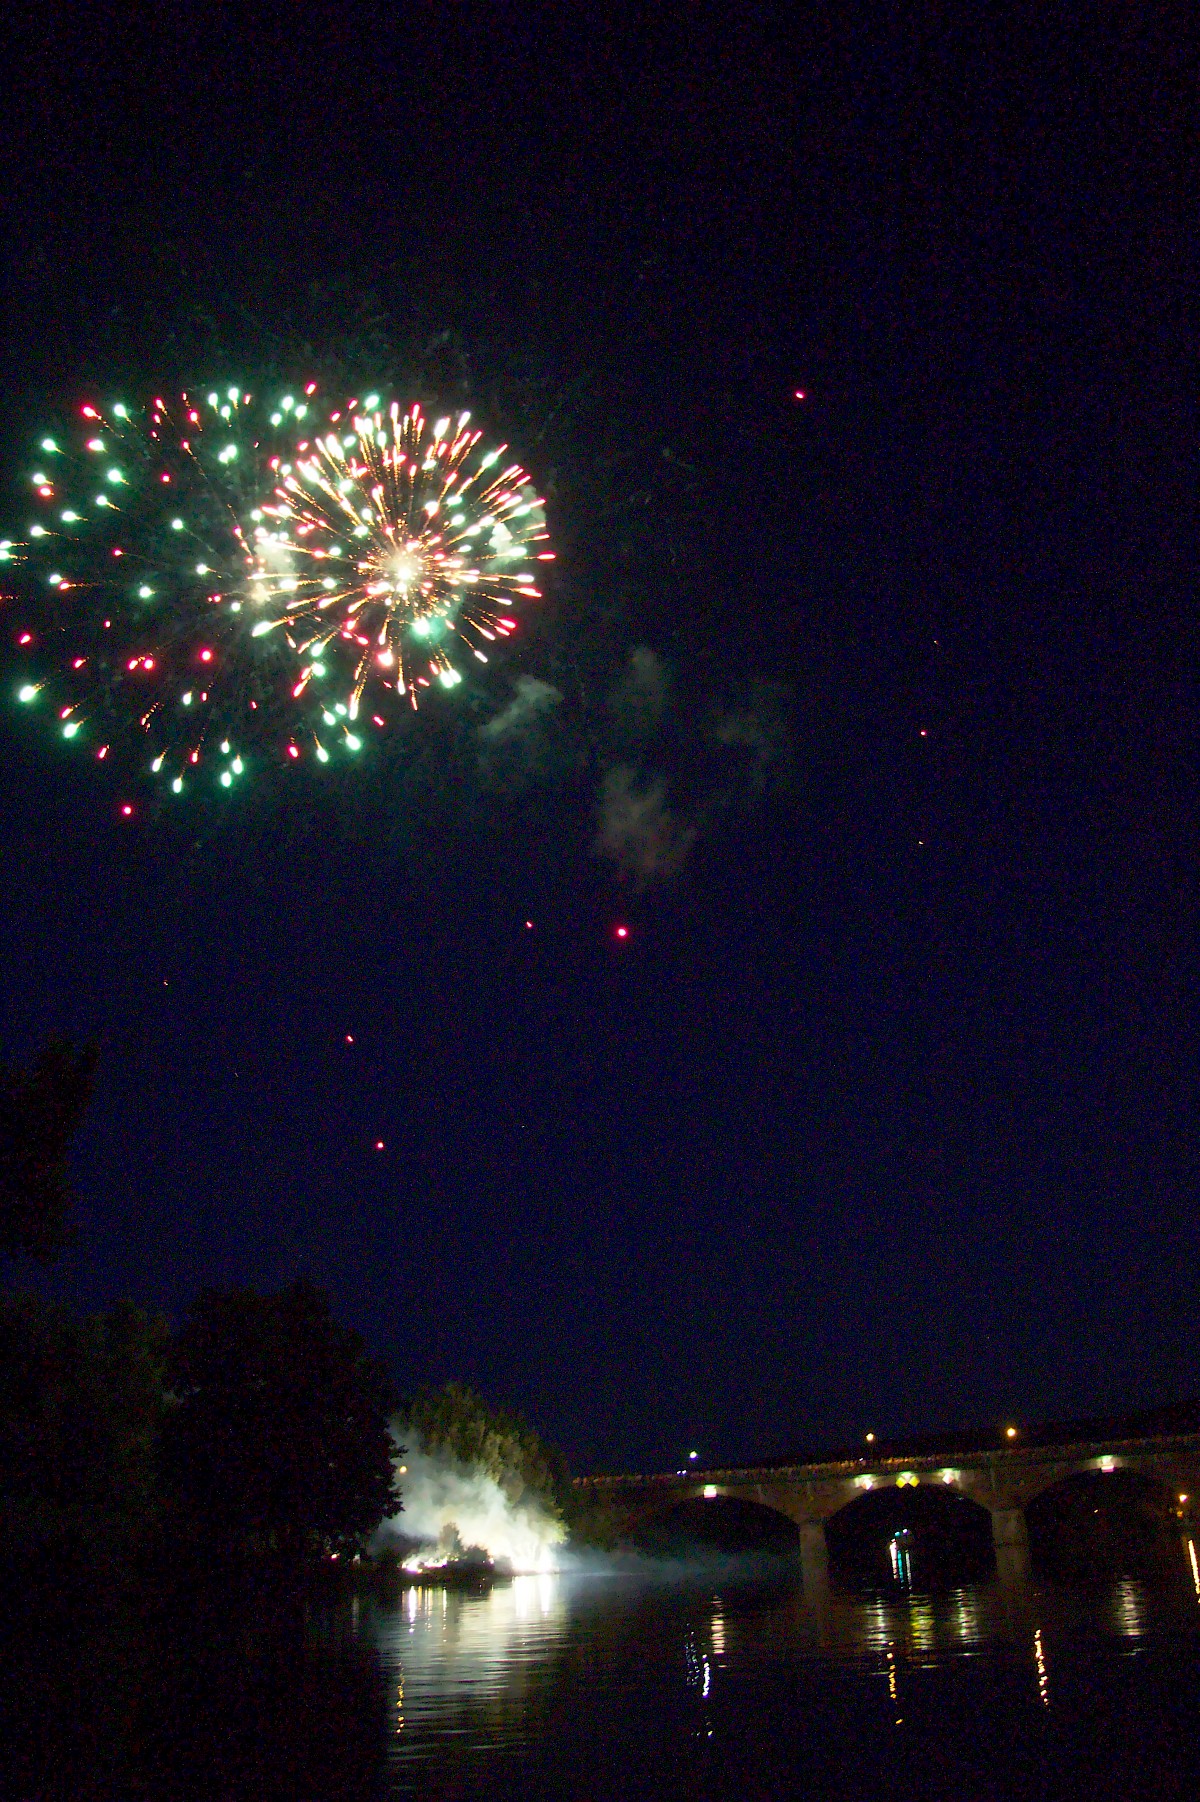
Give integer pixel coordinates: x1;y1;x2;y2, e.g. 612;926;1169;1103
164;1279;399;1562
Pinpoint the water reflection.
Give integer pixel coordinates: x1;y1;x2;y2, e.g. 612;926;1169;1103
1034;1625;1050;1707
361;1542;1200;1798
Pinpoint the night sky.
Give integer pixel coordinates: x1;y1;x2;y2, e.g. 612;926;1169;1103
1;6;1195;1474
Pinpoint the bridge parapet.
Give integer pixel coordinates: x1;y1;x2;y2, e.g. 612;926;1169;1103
577;1432;1200;1530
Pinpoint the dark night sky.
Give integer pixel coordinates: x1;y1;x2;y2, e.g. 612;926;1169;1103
1;4;1196;1472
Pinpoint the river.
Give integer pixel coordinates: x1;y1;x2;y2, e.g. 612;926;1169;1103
9;1544;1200;1797
358;1542;1200;1799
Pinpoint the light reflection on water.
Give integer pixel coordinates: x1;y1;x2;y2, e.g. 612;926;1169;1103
363;1541;1200;1796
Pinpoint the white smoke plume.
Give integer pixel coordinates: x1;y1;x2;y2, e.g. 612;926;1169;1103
372;1440;566;1574
595;764;697;887
476;675;564;788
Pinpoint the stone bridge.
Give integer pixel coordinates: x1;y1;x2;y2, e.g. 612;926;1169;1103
576;1432;1200;1590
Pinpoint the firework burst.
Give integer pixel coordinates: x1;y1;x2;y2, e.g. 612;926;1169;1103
250;398;551;732
4;386;326;791
3;387;551;791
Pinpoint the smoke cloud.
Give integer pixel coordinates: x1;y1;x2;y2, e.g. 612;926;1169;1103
476;675;564;789
595;764;697;888
373;1439;566;1573
608;646;669;743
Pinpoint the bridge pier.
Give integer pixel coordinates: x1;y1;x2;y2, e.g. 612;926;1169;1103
991;1505;1031;1586
799;1520;830;1601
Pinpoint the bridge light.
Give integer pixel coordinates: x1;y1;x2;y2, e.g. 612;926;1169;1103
1180;1494;1189;1504
688;1451;699;1462
865;1432;876;1444
703;1485;717;1499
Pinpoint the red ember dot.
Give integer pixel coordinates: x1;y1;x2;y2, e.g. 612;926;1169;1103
161;473;170;482
305;382;317;395
525;920;533;929
113;549;123;557
82;406;98;418
794;389;807;401
345;1035;354;1044
199;649;212;662
287;744;299;759
615;926;629;940
18;633;32;645
374;1140;384;1151
121;804;133;817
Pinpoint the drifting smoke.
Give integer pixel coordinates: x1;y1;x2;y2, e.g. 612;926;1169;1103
477;675;564;789
372;1438;566;1574
608;646;669;742
595;764;697;887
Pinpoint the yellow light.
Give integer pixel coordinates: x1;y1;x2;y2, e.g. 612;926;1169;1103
1006;1427;1018;1439
865;1432;875;1443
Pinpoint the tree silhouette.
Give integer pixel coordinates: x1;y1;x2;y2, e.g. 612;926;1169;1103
164;1280;399;1561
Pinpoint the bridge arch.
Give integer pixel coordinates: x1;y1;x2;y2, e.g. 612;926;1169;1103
1023;1466;1184;1580
824;1482;996;1587
629;1491;803;1556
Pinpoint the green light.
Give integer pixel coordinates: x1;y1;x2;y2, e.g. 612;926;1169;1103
41;438;58;453
106;468;124;483
151;754;165;772
171;776;183;793
345;733;361;751
311;662;326;677
439;668;462;688
18;685;38;703
182;691;193;706
413;619;430;637
322;710;335;725
228;387;240;403
218;445;237;462
295;404;307;419
251;622;274;638
113;404;128;420
281;395;294;411
220;771;232;787
196;563;210;575
271;412;283;426
219;405;231;420
232;756;244;774
30;525;47;537
207;392;219;407
138;585;154;598
316;744;329;763
62;721;80;738
364;393;380;410
61;511;79;522
171;518;184;530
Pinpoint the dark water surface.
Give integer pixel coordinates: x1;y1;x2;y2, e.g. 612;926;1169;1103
366;1547;1200;1801
9;1549;1200;1799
